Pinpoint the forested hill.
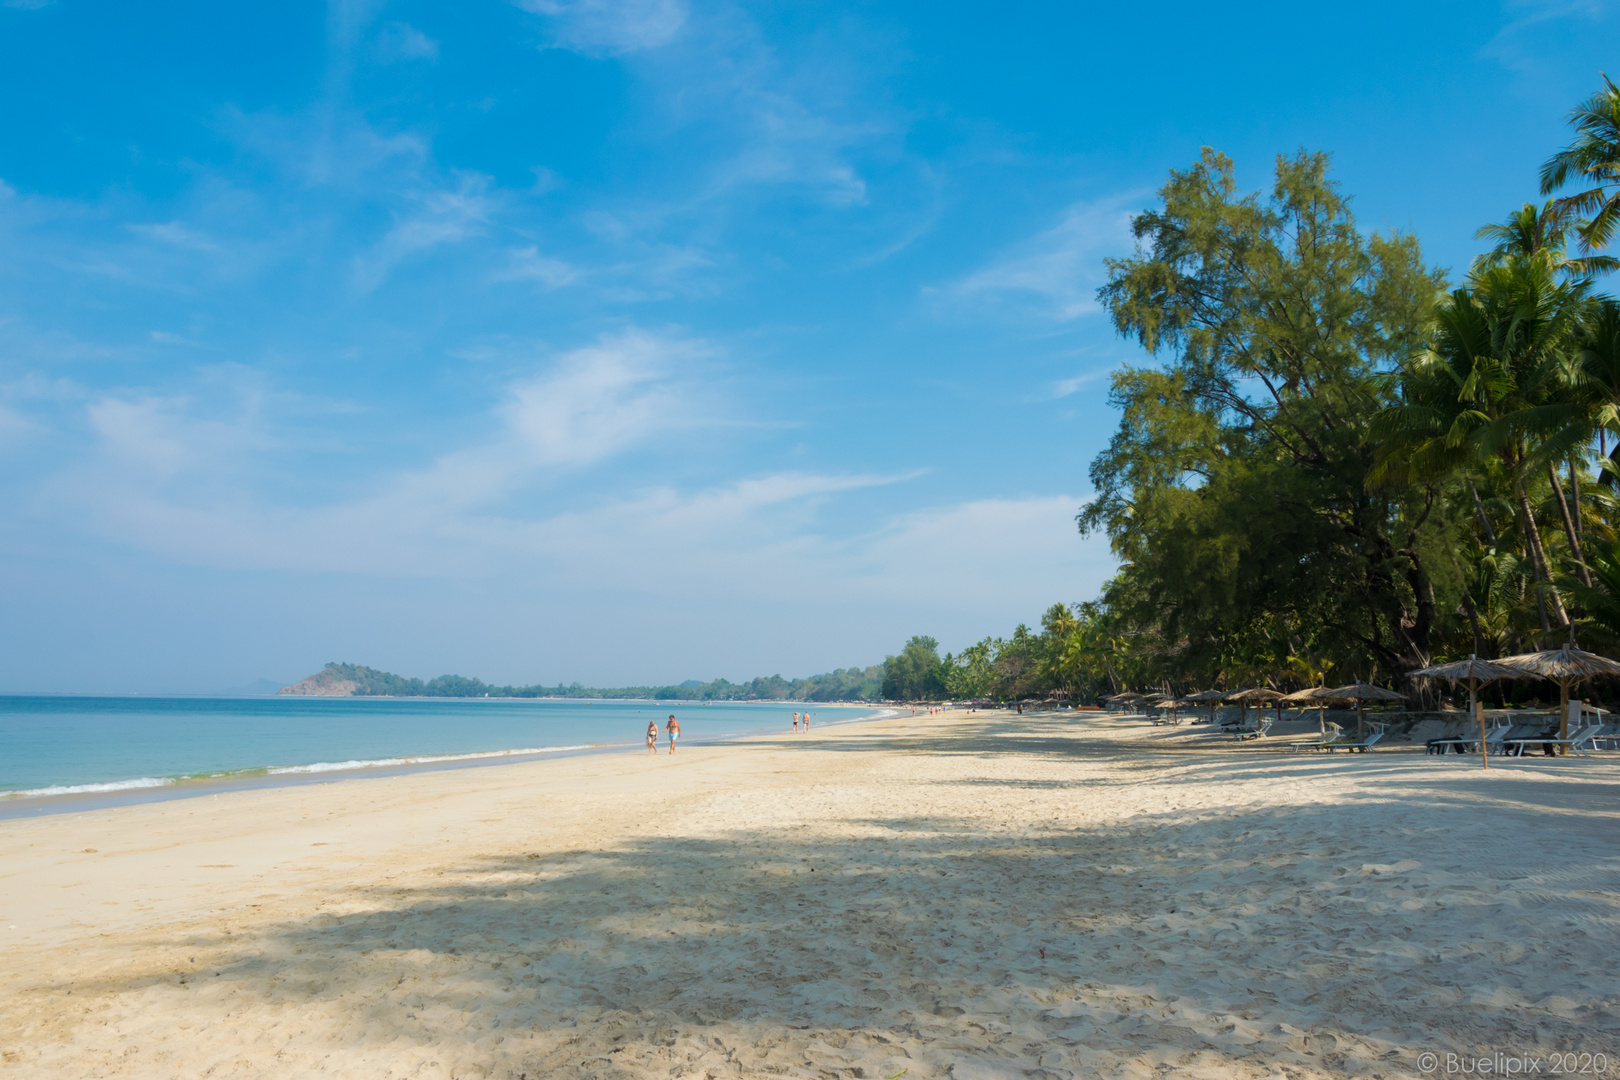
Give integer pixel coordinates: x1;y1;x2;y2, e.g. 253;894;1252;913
278;662;884;702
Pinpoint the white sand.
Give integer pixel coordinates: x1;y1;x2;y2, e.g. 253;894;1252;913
2;709;1617;1078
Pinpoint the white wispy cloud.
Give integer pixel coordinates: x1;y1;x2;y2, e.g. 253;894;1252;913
377;22;439;62
45;329;716;569
515;0;898;219
1052;367;1113;398
1480;0;1618;71
517;0;687;55
352;170;499;289
711;89;877;207
945;194;1141;320
127;222;220;252
499;329;701;468
502;245;579;288
24;321;1110;615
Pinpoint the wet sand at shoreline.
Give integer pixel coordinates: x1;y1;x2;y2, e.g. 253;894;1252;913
2;709;1617;1078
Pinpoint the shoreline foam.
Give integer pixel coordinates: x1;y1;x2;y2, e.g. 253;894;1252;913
0;706;896;818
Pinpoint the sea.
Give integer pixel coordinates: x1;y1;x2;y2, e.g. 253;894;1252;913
0;695;872;817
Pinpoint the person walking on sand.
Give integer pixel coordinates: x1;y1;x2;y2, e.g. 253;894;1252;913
646;719;659;756
802;710;810;732
792;711;799;732
665;714;680;754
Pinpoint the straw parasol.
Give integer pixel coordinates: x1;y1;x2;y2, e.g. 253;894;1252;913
1142;691;1176;720
1494;643;1620;747
1410;655;1521;770
1182;688;1228;724
1281;686;1330;732
1228;686;1286;726
1317;681;1405;734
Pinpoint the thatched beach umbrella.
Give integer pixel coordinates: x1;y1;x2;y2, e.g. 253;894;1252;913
1318;681;1404;735
1182;688;1228;724
1227;686;1285;728
1410;655;1521;770
1281;686;1330;732
1495;644;1620;747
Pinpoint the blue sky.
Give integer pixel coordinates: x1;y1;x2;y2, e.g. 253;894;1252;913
0;0;1615;692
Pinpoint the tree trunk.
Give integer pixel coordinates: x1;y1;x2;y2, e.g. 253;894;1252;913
1548;462;1593;588
1570;457;1583;544
1469;482;1498;545
1515;482;1570;626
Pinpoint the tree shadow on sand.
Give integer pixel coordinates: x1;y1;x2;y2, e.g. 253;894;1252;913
44;763;1620;1080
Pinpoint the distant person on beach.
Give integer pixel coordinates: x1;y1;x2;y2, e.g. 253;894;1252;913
803;711;810;731
665;714;680;754
646;719;658;755
792;711;799;732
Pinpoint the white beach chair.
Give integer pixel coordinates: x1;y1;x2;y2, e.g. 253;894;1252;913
1427;720;1512;756
1502;723;1602;757
1330;730;1383;753
1235;716;1274;741
1294;720;1383;753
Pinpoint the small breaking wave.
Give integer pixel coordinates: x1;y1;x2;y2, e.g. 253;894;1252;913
266;745;598;774
1;743;600;799
2;776;174;799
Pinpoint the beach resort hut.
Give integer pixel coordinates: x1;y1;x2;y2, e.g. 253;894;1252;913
1318;681;1404;735
1494;643;1620;747
1410;655;1522;770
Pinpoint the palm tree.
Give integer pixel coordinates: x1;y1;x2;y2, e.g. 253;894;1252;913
1472;201;1618;279
1573;299;1620;480
1467;544;1531;657
1372;260;1589;628
1570;539;1620;643
1541;74;1620;258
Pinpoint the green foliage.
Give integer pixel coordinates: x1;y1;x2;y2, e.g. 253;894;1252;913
302;662;884;701
1062;80;1620;692
1541;74;1620;254
881;636;946;701
1081;147;1454;687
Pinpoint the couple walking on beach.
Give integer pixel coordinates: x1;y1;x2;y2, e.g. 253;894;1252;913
645;714;679;755
792;710;811;733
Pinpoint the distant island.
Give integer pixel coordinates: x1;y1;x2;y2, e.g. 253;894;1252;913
279;662;884;702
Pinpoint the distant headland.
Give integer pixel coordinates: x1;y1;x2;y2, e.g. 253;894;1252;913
278;662;883;702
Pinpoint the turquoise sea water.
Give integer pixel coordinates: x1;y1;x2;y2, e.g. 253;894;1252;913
0;696;858;800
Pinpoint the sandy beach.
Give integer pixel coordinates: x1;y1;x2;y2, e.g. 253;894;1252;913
2;708;1617;1079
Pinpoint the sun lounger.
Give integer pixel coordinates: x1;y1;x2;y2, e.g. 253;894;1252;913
1501;723;1603;757
1294;729;1383;753
1426;722;1512;755
1235;717;1273;741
